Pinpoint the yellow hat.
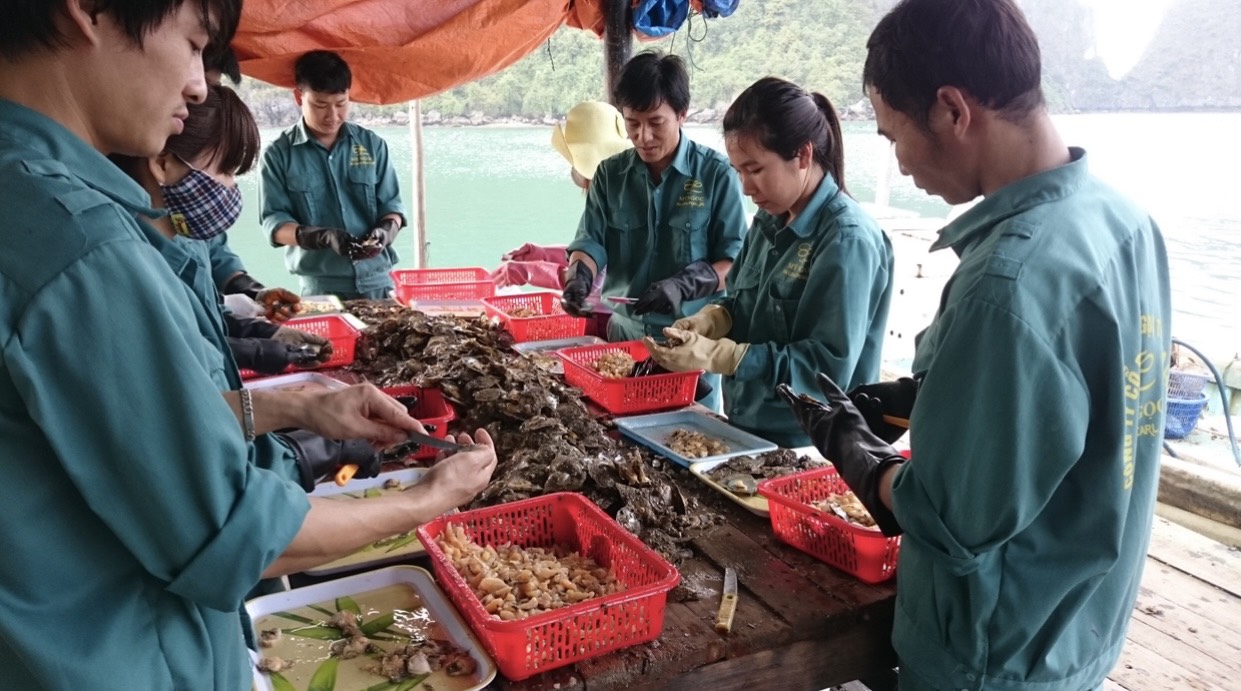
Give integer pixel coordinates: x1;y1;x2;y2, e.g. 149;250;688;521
551;101;632;181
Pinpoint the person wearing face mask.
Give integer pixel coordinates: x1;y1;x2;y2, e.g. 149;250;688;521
260;50;406;300
564;53;747;411
645;78;893;448
153;85;330;375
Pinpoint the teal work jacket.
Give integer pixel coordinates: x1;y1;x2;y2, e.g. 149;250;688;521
892;149;1171;691
260;120;405;297
718;175;892;447
0;99;309;691
205;232;246;290
566;133;747;339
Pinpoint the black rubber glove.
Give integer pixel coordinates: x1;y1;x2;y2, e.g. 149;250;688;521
221;272;266;301
275;429;381;492
228;337;319;374
632;357;714;400
847;376;920;444
560;261;594;317
352;218;399;260
295;224;354;257
224;313;280;340
778;373;905;536
633;260;719;316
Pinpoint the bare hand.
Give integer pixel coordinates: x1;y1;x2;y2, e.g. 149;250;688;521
419;429;498;511
299;384;427;446
255;287;302;322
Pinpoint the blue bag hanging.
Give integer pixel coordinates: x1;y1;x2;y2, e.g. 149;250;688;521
633;0;690;39
701;0;740;18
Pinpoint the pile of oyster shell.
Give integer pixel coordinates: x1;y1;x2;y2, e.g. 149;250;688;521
345;302;720;560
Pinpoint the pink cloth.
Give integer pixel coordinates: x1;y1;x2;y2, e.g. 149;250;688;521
502;243;570;264
490;260;566;290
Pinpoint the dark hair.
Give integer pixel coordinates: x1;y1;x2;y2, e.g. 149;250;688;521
613;51;690;116
863;0;1044;128
204;42;241;85
0;0;240;61
165;84;260;175
294;50;352;93
723;77;848;193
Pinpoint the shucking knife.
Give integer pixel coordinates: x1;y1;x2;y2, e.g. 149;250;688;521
715;567;738;634
335;431;468;486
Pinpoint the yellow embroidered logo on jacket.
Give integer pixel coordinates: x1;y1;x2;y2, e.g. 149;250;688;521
676;179;705;208
349;144;375;166
781;242;814;280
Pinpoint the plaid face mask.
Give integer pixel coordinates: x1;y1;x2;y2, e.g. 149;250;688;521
161;169;242;240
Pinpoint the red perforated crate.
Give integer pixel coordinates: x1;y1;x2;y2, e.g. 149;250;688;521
556;340;700;415
379;385;457;461
481;292;585;343
390;267;495;306
239;314;361;380
757;465;900;584
417;493;680;681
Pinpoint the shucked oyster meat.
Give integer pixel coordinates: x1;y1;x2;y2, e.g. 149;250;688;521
666;428;729;459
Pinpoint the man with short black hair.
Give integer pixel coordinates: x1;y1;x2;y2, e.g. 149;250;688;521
564;51;747;410
260;49;406;300
782;1;1171;689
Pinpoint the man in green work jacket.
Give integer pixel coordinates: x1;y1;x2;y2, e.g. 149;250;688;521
564;52;747;410
782;1;1172;690
0;4;498;688
260;50;406;299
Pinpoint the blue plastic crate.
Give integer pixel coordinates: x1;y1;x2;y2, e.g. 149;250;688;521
1164;393;1208;439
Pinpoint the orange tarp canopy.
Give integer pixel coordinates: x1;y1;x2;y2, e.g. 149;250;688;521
234;0;607;105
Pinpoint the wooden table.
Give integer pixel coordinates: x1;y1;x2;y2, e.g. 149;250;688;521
490;467;898;691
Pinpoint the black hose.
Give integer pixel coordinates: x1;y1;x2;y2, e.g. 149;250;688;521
1170;338;1240;467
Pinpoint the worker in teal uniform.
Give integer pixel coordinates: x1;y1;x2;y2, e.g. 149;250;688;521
563;52;747;411
0;5;498;689
646;77;893;447
780;1;1172;689
260;50;406;300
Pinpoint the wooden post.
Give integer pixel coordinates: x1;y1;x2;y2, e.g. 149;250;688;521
407;99;428;268
603;0;632;104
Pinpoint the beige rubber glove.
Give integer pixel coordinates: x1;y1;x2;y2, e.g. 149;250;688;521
672;303;733;339
643;328;749;376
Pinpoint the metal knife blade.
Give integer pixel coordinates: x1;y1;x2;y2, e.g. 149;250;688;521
715;567;738;634
605;296;639;304
381;430;467;461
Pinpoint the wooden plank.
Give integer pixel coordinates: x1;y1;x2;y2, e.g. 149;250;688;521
690;523;853;634
1124;617;1237;689
1130;582;1241;673
1137;561;1241;633
669;552;794;659
653;600;896;691
1109;637;1216;690
1104;678;1132;691
1146;517;1241;597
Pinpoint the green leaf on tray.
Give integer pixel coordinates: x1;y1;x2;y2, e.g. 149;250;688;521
269;672;297;691
271;611;317;625
359;612;396;636
383;534;419;553
363;488;383;498
395;674;430;690
282;625;344;640
307;604;335;617
307;657;339;691
336;596;361;615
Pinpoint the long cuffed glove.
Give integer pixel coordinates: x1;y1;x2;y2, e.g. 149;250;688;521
847;376;920;444
671;303;733;339
778;373;905;536
229;337;321;374
275;429;381;492
222;273;300;322
272;326;333;363
632;260;719;316
560;261;594;317
643;328;749;376
295;224;354;257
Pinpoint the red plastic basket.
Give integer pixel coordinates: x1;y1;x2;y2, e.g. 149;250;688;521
390;267;495;306
239;314;361;380
380;385;457;460
556;340;700;415
417;493;680;681
757;466;900;584
481;292;585;343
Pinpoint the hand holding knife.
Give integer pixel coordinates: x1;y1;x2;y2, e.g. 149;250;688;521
334;430;470;486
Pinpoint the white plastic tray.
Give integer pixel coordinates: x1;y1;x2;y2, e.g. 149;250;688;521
614;409;778;468
247;565;496;691
305;468;430;575
242;371;349;392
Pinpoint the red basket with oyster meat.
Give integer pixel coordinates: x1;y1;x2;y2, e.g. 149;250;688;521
556;340;701;415
417;492;680;681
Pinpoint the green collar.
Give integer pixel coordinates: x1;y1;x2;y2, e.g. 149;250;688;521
755;172;844;239
624;129;692;179
931;147;1089;254
290;119;354;150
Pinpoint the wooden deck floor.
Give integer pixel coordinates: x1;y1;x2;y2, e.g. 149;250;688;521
1107;516;1241;691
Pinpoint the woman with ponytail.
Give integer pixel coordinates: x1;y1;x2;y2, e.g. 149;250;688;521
646;77;894;447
